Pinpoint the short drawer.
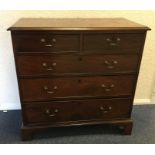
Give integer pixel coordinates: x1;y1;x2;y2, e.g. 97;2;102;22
20;75;135;102
83;33;144;53
12;33;80;53
23;98;131;125
16;54;139;76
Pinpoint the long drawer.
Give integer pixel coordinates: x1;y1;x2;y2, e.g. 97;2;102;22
23;98;131;125
20;75;135;102
12;33;80;53
16;54;139;76
83;33;144;53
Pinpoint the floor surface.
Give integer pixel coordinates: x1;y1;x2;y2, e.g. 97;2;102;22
0;105;155;143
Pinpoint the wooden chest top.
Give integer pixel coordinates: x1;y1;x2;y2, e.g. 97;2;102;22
8;18;150;31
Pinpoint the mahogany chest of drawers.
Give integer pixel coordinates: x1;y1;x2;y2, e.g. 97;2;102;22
8;18;150;140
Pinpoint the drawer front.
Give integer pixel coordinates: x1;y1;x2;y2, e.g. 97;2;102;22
12;33;80;53
16;54;139;76
20;75;135;101
23;98;131;124
83;33;144;53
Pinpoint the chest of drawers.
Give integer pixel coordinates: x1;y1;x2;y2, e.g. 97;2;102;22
8;18;150;140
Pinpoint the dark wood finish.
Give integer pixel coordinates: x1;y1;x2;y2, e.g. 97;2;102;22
16;54;139;76
21;127;33;141
12;33;80;53
8;18;150;140
83;33;144;53
21;119;133;141
23;98;131;125
8;18;150;31
20;75;135;102
123;121;133;135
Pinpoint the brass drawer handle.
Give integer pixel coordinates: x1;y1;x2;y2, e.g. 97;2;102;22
109;43;117;46
104;60;118;69
101;84;114;91
42;62;57;71
106;38;111;42
52;38;57;42
45;108;59;117
104;60;118;65
46;90;54;94
113;60;118;64
45;44;53;47
106;37;121;42
43;86;58;94
117;38;121;41
100;106;112;113
40;38;56;45
106;37;121;46
53;86;58;90
40;39;53;47
100;106;104;110
52;62;57;66
46;68;53;71
40;38;46;42
42;62;53;71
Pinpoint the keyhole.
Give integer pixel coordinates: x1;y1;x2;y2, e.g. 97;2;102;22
78;57;82;61
78;79;82;83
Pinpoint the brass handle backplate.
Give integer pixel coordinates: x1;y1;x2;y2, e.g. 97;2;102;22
40;38;56;47
40;38;46;42
100;106;112;113
52;38;57;42
101;84;114;91
106;37;121;46
45;44;53;47
104;60;118;69
43;86;58;94
42;62;57;71
45;108;59;117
